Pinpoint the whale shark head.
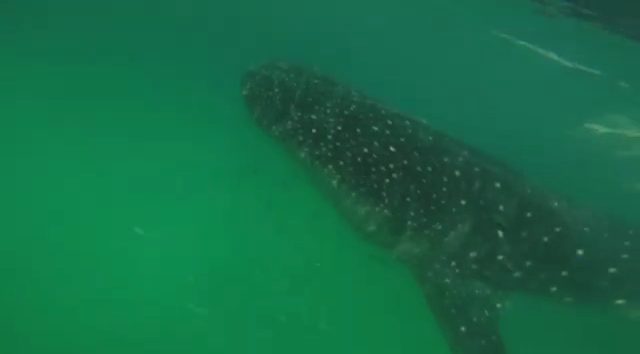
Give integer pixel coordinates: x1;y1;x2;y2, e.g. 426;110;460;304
241;62;358;147
241;62;302;135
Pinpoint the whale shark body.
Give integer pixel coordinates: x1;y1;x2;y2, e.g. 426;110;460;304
241;62;639;354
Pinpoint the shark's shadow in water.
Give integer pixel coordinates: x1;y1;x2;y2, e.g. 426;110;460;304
240;62;639;354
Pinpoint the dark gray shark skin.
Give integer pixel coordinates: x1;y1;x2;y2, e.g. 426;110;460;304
241;62;640;354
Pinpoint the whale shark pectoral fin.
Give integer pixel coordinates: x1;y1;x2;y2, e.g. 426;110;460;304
419;263;507;354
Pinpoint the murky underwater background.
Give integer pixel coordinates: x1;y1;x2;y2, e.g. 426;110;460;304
1;0;640;353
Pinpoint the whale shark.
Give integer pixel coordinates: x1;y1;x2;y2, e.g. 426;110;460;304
240;62;639;354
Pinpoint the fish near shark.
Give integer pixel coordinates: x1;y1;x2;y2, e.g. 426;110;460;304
240;62;640;354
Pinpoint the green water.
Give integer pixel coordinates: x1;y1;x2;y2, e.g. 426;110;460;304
2;0;639;353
